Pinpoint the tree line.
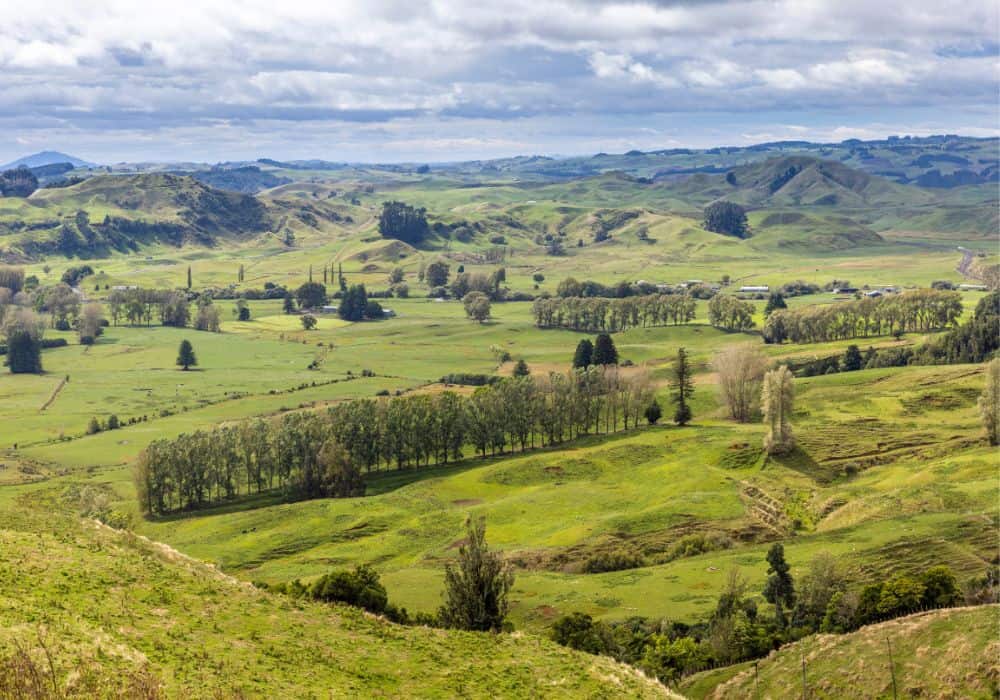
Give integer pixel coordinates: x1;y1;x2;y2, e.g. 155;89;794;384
763;289;962;344
135;368;657;515
532;293;696;332
107;287;223;331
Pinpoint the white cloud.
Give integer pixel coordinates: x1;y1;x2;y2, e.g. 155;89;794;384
0;0;995;160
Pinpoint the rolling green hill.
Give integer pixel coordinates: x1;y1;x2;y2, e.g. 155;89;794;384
131;359;996;630
680;606;999;699
0;494;671;698
0;174;274;259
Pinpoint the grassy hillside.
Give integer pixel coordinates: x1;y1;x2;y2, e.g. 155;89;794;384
671;156;929;208
0;496;671;698
680;606;999;699
0;174;311;259
129;354;995;629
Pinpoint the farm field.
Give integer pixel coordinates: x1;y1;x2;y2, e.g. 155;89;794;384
0;137;997;697
132;363;997;629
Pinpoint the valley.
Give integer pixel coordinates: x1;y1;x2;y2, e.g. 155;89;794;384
0;136;997;698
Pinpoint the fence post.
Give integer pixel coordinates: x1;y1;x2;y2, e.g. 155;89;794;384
886;636;898;700
801;649;807;700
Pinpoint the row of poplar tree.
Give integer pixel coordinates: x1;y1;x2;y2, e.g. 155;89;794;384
532;293;697;332
135;368;657;515
764;289;962;343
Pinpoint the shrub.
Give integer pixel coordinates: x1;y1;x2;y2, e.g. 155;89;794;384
551;613;613;655
439;373;499;386
582;550;645;573
309;565;389;615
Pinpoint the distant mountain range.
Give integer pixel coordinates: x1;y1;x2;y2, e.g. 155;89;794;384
1;151;95;169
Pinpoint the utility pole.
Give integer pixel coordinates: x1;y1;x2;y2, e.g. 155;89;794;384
753;661;761;700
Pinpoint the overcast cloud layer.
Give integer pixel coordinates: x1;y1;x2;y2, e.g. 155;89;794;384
1;0;997;163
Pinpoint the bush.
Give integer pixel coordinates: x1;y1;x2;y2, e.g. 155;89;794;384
582;550;645;573
663;533;734;562
363;300;384;320
439;373;499;386
309;565;389;615
551;613;613;655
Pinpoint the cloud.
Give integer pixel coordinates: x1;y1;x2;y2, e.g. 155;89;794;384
0;0;995;161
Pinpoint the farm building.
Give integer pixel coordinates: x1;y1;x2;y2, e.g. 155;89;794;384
739;285;769;293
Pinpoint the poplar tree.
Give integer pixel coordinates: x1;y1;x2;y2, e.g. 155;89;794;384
979;358;1000;446
762;365;795;454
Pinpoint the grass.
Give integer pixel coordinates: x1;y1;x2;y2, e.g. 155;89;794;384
129;363;996;630
0;167;996;696
680;606;999;699
0;498;671;698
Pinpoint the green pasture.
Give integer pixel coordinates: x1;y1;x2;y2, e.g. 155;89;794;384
130;363;996;630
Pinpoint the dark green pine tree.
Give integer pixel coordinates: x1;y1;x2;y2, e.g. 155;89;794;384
842;344;863;371
644;399;662;425
572;339;594;368
592;334;618;366
763;543;795;628
764;292;786;317
671;347;694;425
186;266;192;290
7;330;42;374
512;359;530;377
176;339;197;371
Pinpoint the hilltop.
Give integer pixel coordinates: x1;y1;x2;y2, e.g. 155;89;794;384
1;150;94;169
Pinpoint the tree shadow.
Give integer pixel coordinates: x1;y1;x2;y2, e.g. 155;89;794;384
767;446;841;484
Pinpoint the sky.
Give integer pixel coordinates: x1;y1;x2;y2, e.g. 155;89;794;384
0;0;998;164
